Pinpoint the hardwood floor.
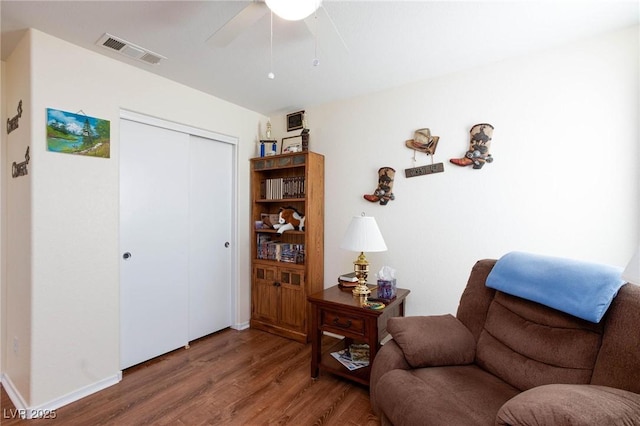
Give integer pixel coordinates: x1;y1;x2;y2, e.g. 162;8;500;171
1;328;380;425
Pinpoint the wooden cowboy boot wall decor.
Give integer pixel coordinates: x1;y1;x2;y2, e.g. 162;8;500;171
450;123;495;169
364;167;396;205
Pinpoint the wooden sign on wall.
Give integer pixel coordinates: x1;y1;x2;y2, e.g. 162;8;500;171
405;163;444;178
7;100;23;134
12;146;30;178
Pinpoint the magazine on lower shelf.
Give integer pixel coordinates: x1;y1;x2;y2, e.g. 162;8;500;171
330;345;370;371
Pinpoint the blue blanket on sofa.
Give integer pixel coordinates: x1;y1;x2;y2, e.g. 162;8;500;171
486;251;624;323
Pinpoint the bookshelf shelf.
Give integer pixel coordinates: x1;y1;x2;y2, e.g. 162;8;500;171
254;229;304;235
255;198;305;203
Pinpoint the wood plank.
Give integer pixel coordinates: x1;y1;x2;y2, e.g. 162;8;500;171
1;329;379;425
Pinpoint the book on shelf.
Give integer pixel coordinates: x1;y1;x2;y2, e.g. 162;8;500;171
338;280;357;288
256;234;305;263
349;343;370;362
338;272;358;282
260;176;306;200
330;344;370;371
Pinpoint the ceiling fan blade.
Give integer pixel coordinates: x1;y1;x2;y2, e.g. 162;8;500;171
303;5;349;53
206;2;268;48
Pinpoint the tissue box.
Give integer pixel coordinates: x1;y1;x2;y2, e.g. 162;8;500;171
377;279;397;300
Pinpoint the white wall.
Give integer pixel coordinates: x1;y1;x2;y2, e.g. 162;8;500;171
2;29;263;409
3;31;33;406
273;25;639;316
0;55;7;386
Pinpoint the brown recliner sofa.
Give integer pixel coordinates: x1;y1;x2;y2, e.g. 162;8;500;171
370;258;640;425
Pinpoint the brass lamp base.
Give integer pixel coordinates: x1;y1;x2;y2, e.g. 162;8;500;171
352;282;371;296
351;251;371;297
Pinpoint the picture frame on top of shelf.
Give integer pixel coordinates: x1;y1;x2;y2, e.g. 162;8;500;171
286;110;305;132
281;135;303;154
260;212;280;228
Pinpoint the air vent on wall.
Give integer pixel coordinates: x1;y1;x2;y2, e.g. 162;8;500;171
96;33;166;65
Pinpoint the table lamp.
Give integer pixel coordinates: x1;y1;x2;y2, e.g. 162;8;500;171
340;214;387;296
622;245;640;285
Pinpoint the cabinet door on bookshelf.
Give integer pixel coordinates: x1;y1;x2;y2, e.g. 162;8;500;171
279;268;305;332
252;264;278;323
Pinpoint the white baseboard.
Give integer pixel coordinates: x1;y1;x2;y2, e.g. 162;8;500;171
232;321;250;331
1;373;29;416
1;371;122;419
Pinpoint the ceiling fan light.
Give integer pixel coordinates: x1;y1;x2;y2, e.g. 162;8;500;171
265;0;322;21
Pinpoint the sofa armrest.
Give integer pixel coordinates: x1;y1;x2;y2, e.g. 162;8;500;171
370;339;411;415
386;314;476;368
496;384;640;426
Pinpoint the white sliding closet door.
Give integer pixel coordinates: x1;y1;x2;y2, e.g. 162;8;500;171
120;119;190;369
120;118;233;370
188;135;232;340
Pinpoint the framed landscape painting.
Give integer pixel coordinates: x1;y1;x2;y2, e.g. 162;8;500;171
46;108;110;158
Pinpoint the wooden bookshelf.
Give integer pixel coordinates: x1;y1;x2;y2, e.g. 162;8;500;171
250;152;325;343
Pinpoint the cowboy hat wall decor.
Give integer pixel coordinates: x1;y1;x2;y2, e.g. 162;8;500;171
405;128;439;155
405;128;444;178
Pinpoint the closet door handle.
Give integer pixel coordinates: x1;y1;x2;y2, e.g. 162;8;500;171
123;252;132;260
225;242;230;248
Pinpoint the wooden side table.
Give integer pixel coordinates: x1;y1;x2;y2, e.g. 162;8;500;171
308;285;410;386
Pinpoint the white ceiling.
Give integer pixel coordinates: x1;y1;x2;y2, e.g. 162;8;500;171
1;1;638;116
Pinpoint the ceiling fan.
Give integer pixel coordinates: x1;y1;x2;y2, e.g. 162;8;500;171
205;0;348;52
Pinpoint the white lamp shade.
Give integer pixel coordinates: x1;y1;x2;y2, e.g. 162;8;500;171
622;246;640;285
265;0;322;21
340;216;387;253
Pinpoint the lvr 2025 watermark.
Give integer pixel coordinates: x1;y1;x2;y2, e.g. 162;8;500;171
3;408;57;419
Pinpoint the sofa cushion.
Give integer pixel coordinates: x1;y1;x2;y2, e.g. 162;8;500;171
496;384;640;426
388;314;475;368
476;292;603;391
376;365;520;426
